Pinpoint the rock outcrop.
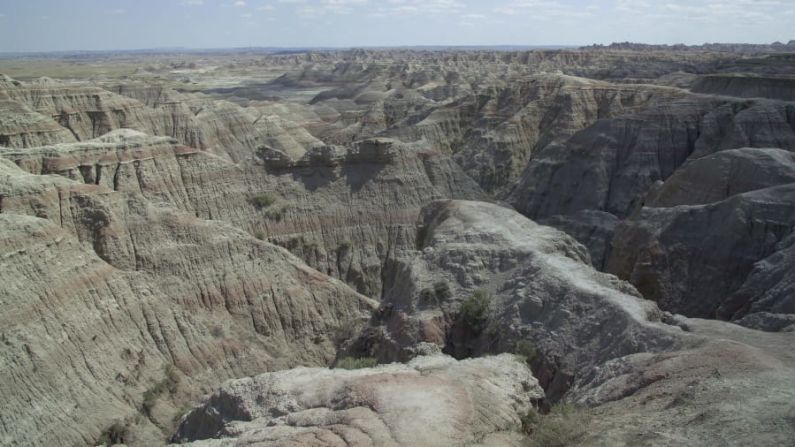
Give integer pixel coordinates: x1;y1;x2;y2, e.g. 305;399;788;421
692;74;795;101
0;158;375;446
173;354;542;446
315;200;795;447
510;97;795;221
0;76;322;163
608;149;795;322
1;129;485;297
357;200;681;400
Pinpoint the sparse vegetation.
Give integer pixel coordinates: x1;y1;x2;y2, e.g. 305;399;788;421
141;364;181;416
433;281;452;302
459;289;492;335
522;404;591;447
338;240;353;251
264;203;288;221
334;356;378;370
210;325;225;338
253;229;266;240
515;339;537;364
418;287;437;306
247;192;276;209
97;420;129;446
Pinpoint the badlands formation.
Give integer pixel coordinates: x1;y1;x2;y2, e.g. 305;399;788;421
0;44;794;446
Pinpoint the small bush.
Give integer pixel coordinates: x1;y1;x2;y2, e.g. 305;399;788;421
433;281;452;301
210;325;224;338
141;364;181;416
264;203;288;221
253;229;266;240
523;404;591;447
334;356;378;370
459;289;492;335
515;340;537;364
418;287;437;306
97;421;129;446
338;240;353;251
521;407;541;434
248;193;276;209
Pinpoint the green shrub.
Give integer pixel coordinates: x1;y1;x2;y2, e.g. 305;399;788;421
247;193;276;209
523;404;591;447
338;240;353;251
459;289;492;335
253;229;266;240
334;356;378;370
515;340;537;364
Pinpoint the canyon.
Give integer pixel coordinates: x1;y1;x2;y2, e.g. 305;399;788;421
1;45;794;446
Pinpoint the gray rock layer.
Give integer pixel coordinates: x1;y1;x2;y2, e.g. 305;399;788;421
0;158;375;446
173;354;542;447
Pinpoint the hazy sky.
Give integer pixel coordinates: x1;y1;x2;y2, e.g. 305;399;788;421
0;0;792;52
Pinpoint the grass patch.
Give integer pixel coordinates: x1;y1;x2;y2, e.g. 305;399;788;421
334;356;378;370
523;404;591;447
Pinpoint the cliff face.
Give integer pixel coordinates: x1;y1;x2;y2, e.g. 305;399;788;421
509;97;795;221
607;148;795;322
0;157;375;446
337;200;795;446
692;75;795;101
397;74;686;194
1;129;485;297
0;77;322;163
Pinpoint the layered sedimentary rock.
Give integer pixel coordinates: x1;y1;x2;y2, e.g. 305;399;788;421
569;319;795;446
537;210;620;270
692;74;795;101
728;232;795;331
2;130;485;297
2;46;795;447
173;354;542;446
357;200;680;400
267;66;686;194
0;95;78;147
403;75;684;194
0;76;322;163
218;201;795;446
0;158;375;446
608;148;795;322
510;97;795;221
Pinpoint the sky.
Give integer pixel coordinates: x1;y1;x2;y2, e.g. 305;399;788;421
0;0;793;52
